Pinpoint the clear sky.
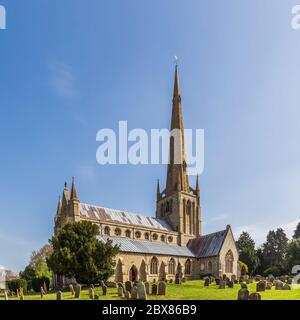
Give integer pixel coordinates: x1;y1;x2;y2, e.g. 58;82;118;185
1;0;300;272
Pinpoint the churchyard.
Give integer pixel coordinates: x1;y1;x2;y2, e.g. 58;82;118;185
1;278;300;300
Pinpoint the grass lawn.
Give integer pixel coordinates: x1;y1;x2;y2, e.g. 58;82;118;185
1;280;300;300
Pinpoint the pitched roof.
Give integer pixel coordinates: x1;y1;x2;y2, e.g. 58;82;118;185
80;203;173;232
98;236;195;258
187;228;229;258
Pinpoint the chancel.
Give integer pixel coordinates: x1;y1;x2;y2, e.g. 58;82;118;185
52;64;239;287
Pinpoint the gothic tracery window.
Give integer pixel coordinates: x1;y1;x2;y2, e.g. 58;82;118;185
150;257;158;274
185;259;191;274
168;258;176;275
225;250;234;273
104;226;110;236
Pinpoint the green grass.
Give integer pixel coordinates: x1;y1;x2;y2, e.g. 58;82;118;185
1;280;300;300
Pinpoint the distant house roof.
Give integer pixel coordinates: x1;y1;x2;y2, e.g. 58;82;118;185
98;236;195;258
80;203;173;232
187;228;229;258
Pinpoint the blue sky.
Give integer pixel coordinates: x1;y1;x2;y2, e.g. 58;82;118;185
1;0;300;271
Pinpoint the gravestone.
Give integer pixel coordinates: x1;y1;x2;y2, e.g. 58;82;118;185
274;280;284;290
4;291;8;300
283;284;291;290
268;274;275;283
118;282;125;294
222;274;227;281
240;283;248;289
125;291;131;299
169;279;173;284
90;284;94;289
145;282;150;295
56;291;62;300
137;282;147;300
151;283;158;295
219;279;225;289
215;278;220;285
69;284;75;295
249;293;261;300
102;285;107;296
40;287;44;299
287;278;293;285
118;286;124;297
89;287;95;299
266;282;273;290
75;284;81;298
100;280;105;287
158;281;166;295
238;288;249;300
256;280;266;292
234;280;238;284
20;295;25;300
231;275;236;282
94;294;99;300
227;281;234;288
131;286;138;300
125;281;132;293
204;278;210;286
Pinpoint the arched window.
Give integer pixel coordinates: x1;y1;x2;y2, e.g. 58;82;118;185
152;233;158;240
185;259;191;274
125;229;131;238
150;257;158;274
115;228;121;236
104;226;110;236
135;231;141;239
165;202;170;213
168;236;173;243
168;258;176;275
207;261;213;273
225;250;234;273
144;232;149;240
186;200;191;215
161;235;165;242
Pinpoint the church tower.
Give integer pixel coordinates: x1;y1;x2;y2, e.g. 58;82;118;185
156;64;202;245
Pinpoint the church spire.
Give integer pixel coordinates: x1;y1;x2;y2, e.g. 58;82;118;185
62;181;70;207
166;63;190;194
70;177;79;201
56;196;62;216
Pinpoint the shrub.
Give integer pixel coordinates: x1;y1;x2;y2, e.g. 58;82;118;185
263;266;281;277
31;276;50;292
7;279;27;294
239;261;249;275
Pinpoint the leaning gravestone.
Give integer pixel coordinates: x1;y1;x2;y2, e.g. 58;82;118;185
237;288;250;300
89;288;95;299
131;286;138;300
151;283;158;295
118;286;124;297
219;279;225;289
158;281;166;295
102;285;107;296
137;282;147;300
125;281;132;293
145;282;150;295
75;284;81;298
69;284;75;295
204;278;210;286
256;280;266;292
227;281;234;288
56;291;62;300
249;293;261;300
125;291;131;299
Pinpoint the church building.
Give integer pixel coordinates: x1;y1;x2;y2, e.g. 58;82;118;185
53;65;239;285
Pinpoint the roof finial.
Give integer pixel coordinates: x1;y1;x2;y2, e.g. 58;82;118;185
64;181;68;189
174;55;178;65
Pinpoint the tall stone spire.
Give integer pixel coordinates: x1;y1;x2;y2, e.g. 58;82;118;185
70;177;79;201
62;181;70;207
166;63;190;194
56;196;62;216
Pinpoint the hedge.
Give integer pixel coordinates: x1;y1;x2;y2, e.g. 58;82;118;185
7;279;27;294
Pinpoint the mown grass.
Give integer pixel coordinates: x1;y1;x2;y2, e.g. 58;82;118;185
1;280;300;300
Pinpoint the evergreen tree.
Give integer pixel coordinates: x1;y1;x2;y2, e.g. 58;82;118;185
236;232;259;274
293;222;300;239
